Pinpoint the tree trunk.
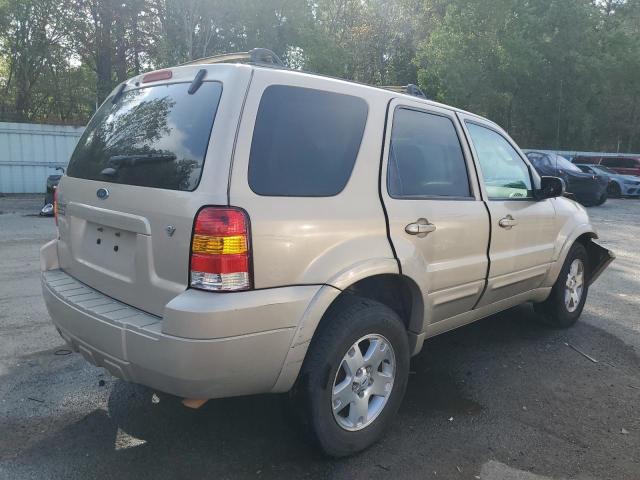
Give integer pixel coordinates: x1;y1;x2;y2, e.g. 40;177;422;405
96;0;114;104
113;2;128;84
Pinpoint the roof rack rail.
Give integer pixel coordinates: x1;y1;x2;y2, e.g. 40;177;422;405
180;48;285;68
381;84;427;99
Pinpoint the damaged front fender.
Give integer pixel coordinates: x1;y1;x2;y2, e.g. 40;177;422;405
585;240;615;286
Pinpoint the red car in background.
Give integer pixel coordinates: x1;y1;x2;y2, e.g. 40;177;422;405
574;155;640;177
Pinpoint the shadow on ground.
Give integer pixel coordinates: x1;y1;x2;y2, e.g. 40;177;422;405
3;305;639;480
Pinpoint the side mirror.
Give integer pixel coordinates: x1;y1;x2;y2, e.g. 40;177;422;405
536;176;565;200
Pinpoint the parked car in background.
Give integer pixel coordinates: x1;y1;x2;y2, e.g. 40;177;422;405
574;155;640;177
39;167;65;217
40;50;614;457
526;151;609;206
575;164;640;198
558;153;576;163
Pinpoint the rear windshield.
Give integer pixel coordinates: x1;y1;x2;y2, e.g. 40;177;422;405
67;81;222;191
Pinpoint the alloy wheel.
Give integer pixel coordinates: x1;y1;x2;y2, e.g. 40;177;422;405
564;259;585;313
331;334;396;431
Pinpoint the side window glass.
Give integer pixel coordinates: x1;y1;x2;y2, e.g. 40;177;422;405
248;85;368;197
388;108;471;198
466;123;533;200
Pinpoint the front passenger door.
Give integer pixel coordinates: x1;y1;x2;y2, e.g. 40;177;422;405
381;101;490;328
462;118;557;307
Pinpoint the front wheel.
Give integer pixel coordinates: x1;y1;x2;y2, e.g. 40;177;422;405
294;296;410;457
534;243;589;328
607;182;622;198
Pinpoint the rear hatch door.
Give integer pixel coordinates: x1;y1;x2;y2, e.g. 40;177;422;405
55;65;252;316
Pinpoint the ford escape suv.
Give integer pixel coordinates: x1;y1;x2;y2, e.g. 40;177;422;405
41;49;614;457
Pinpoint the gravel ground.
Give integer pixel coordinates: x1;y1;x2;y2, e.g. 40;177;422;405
0;195;638;480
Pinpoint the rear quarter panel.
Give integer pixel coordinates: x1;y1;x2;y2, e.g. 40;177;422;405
54;65;253;316
229;69;395;289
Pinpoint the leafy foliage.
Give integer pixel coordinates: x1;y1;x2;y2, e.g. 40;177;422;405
0;0;638;150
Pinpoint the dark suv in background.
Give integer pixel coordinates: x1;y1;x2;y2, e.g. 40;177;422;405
575;155;640;177
526;151;609;206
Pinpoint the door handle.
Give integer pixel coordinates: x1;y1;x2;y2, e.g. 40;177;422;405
498;215;518;229
405;220;436;236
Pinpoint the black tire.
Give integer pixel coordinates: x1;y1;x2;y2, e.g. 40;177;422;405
534;243;589;328
293;295;410;457
595;191;607;206
607;182;622;198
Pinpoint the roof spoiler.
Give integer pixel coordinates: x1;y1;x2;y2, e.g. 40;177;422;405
381;84;427;99
181;48;285;69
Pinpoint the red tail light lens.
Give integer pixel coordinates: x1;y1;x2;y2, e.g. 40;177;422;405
190;207;252;291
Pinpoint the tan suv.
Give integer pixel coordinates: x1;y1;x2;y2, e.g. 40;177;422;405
41;49;614;456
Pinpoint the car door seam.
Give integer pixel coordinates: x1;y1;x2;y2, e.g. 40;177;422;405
455;112;491;310
472;199;492;310
378;97;402;274
226;68;255;205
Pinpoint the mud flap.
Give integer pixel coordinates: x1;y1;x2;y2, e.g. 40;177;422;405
585;241;615;286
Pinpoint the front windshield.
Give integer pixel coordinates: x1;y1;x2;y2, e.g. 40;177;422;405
554;155;582;173
593;165;617;175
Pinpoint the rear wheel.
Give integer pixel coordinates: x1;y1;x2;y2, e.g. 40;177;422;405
294;296;409;457
534;243;589;328
596;191;608;205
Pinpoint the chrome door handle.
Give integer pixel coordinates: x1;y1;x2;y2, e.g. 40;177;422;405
498;215;518;229
405;220;437;236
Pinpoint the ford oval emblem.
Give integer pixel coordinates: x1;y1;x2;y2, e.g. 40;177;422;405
96;188;109;200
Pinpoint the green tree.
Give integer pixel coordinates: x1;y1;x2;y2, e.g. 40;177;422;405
415;0;602;149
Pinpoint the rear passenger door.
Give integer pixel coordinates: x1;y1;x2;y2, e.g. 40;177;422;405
460;116;557;307
381;99;490;326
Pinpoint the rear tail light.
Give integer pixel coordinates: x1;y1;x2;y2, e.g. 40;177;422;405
190;207;252;291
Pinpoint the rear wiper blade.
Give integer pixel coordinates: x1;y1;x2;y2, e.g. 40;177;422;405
188;69;207;94
101;153;176;176
112;83;127;104
108;153;176;165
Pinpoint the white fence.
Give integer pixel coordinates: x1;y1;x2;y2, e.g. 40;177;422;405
0;122;84;193
1;121;639;194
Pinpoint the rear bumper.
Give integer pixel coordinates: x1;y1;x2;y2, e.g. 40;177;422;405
41;240;320;399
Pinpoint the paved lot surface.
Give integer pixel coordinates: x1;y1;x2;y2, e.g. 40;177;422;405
0;195;638;480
